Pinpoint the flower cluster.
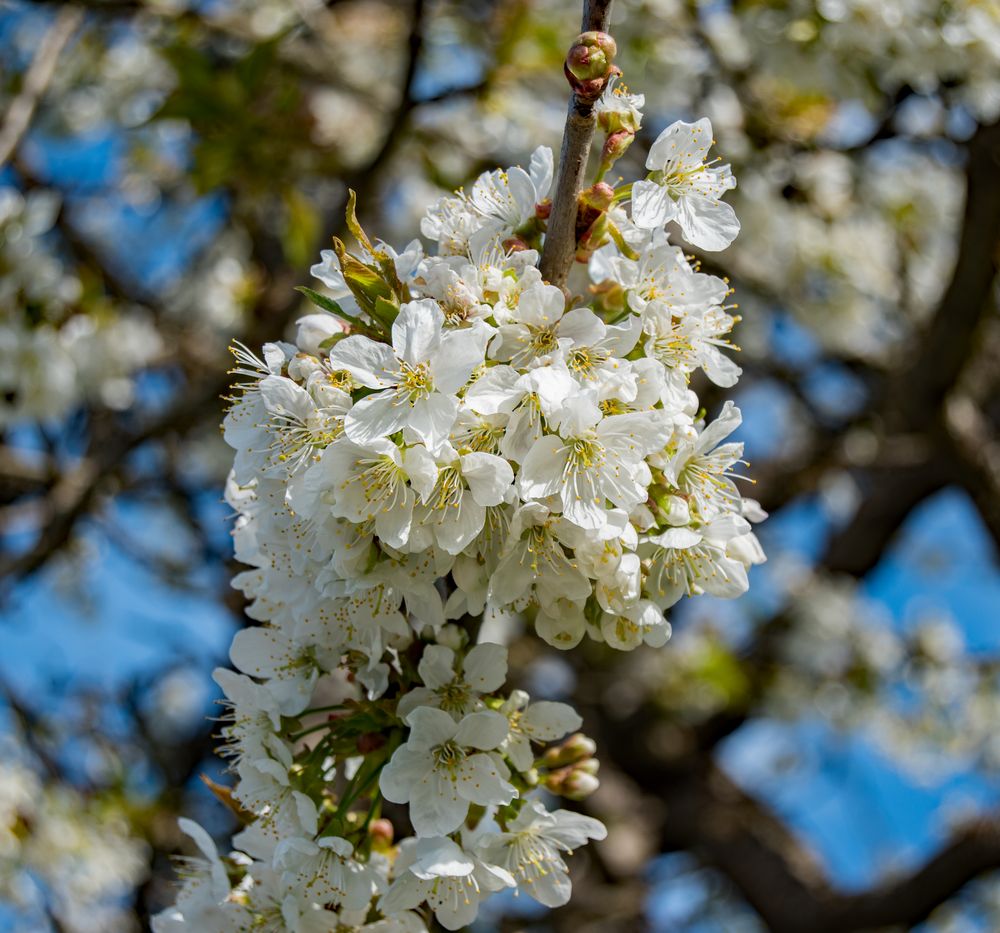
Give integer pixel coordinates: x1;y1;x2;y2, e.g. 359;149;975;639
156;71;763;932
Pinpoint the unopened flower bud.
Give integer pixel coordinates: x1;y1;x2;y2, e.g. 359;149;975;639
601;129;635;170
369;818;394;847
561;769;601;800
535;199;552;220
565;31;620;101
651;490;690;526
579;182;615;213
543;733;597;769
434;623;464;651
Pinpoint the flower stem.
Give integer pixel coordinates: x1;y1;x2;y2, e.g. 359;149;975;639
538;0;616;289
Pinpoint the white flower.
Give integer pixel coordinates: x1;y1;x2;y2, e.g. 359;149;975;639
328;300;490;448
555;309;643;397
643;300;741;387
379;707;516;837
643;514;753;608
422;147;552;256
224;373;347;482
464;362;575;463
304;436;437;551
600;599;672;650
476;801;607;907
594;76;644;132
233;754;319;840
489;503;592;609
274;834;379;910
499;689;582;772
151;819;235;933
411;443;514;554
658;401;745;518
397;643;508;720
380;837;514;931
212;669;285;762
518;398;671;530
632;118;740;250
492;282;570;367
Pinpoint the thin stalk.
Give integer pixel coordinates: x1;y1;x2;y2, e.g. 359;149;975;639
538;0;616;288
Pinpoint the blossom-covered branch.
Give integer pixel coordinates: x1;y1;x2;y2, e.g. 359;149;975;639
155;21;763;931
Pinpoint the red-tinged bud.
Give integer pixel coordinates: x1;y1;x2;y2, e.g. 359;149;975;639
565;31;619;102
503;236;531;253
369;818;394;846
357;732;385;754
580;182;615;212
601;129;635;169
535;199;552;220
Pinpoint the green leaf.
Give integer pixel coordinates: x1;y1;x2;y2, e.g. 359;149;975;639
372;296;400;329
295;287;383;340
296;285;345;316
345;189;375;255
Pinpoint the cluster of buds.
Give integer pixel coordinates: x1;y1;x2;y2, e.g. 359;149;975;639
542;733;601;801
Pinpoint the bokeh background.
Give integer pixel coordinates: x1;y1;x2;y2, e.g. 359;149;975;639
1;0;999;930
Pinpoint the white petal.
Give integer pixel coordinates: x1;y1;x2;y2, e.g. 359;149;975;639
345;390;408;443
409;394;458;448
646;118;713;172
517;435;566;500
418;645;457;690
463;643;508;693
675;194;740;251
522;701;582;741
461;452;514;506
393;299;443;364
453;710;508;750
457;753;517;806
631;179;676;229
464;365;521;415
410;770;468;837
432;325;492;394
410;837;475;879
328;336;399;388
529;145;554;199
379;746;428;804
406;706;460;749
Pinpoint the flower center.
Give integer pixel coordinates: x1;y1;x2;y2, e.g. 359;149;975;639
431;465;464;510
437;680;471;713
433;740;466;769
565;436;604;473
397;361;433;401
356;454;407;510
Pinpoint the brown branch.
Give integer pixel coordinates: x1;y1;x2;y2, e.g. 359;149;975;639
944;394;1000;554
538;0;615;288
0;6;83;167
